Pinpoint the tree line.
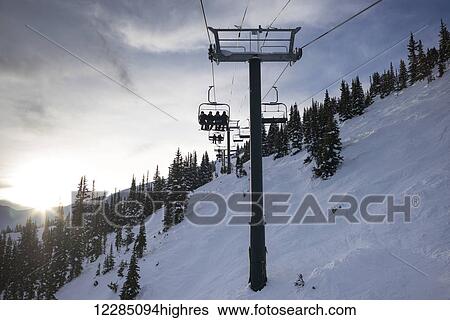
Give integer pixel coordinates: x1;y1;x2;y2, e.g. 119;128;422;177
0;149;214;299
233;19;450;180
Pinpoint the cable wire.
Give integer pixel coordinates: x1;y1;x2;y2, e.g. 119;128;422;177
230;0;251;109
297;24;428;107
199;0;216;101
262;0;383;101
261;0;293;47
300;0;383;50
25;24;178;121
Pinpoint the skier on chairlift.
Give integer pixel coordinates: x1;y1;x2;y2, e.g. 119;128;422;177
199;111;207;130
220;111;229;130
206;111;214;130
212;133;217;144
214;111;221;131
217;134;224;144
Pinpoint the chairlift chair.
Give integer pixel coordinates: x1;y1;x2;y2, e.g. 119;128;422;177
261;87;288;124
208;131;224;144
198;86;230;132
233;133;244;143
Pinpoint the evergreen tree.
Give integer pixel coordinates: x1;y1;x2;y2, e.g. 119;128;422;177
425;49;435;83
350;76;365;116
397;59;408;90
164;149;188;231
274;125;289;159
266;123;279;155
115;227;123;252
261;125;270;156
133;223;147;259
120;254;140;300
338;80;351;121
438;19;450;77
313;106;343;179
417;40;427;81
124;225;135;250
286;104;303;154
408;33;419;84
102;244;115;274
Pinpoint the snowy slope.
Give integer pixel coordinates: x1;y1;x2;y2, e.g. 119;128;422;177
58;73;450;299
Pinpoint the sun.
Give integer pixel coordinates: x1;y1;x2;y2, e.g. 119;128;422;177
3;157;76;210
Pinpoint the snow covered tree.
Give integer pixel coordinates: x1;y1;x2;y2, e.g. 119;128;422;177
133;223;147;259
120;254;140;300
124;225;135;251
102;244;115;274
164;149;188;231
115;227;123;252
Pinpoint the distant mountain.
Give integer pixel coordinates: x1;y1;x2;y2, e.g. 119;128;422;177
0;202;58;231
0;199;30;210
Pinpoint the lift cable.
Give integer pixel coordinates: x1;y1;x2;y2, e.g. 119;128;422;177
199;0;216;101
297;24;428;107
229;0;251;115
268;0;293;30
262;0;383;101
25;25;178;121
300;0;383;50
261;0;293;47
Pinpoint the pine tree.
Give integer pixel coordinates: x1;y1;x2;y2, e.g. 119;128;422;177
274;125;289;159
338;80;351;121
124;225;134;250
397;59;408;90
350;76;365;116
115;227;123;252
164;149;188;231
313;106;343;179
408;33;419;84
102;244;115;274
133;223;147;259
117;260;128;278
438;19;450;77
425;49;435;83
152;166;165;212
261;125;270;156
120;254;140;300
266;123;279;155
417;40;427;81
286;104;303;154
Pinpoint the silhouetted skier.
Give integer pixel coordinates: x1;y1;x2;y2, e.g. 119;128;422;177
220;111;229;130
206;112;214;130
212;134;217;144
199;111;207;130
214;111;221;130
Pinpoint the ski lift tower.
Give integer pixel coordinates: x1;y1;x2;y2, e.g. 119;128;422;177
208;26;302;291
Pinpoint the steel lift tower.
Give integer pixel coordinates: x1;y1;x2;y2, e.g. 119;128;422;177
208;26;302;291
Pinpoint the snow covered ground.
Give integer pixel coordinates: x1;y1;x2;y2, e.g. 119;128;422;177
58;72;450;299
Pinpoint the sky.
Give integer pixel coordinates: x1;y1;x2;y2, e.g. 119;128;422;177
0;0;449;209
